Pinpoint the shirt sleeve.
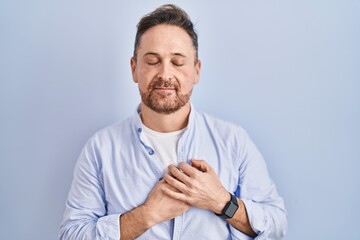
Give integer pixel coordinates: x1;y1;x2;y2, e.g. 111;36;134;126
59;138;121;240
229;130;288;240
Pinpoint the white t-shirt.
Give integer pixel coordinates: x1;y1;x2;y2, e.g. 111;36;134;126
141;123;185;170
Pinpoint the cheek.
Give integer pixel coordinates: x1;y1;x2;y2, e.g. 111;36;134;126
179;67;191;79
180;66;194;81
138;69;156;87
178;69;196;88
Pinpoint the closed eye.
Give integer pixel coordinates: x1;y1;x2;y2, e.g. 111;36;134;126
147;61;160;66
144;55;161;66
172;61;184;67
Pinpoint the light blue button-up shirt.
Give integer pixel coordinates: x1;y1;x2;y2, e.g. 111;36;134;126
59;105;287;240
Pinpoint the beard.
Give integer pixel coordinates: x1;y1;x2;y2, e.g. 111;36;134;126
139;79;192;114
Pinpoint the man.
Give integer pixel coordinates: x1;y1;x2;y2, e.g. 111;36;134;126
59;4;287;240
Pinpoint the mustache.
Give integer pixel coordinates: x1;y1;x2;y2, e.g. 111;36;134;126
149;79;179;91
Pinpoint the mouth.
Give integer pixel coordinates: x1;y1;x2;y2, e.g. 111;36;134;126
149;79;179;93
154;87;176;91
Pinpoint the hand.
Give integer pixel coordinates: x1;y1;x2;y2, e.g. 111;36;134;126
162;159;230;214
143;178;191;226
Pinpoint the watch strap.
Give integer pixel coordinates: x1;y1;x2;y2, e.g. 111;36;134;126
216;193;239;219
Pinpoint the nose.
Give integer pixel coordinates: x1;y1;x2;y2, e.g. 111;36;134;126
157;62;174;81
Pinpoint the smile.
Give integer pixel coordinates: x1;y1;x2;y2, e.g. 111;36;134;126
154;87;176;91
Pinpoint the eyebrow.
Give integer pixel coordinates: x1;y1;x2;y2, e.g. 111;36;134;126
143;52;187;58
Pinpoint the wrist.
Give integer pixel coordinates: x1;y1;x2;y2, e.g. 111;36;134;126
140;203;159;227
215;193;239;219
214;191;231;214
120;204;155;240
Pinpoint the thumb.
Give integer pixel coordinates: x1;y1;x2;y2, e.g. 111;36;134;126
190;159;210;172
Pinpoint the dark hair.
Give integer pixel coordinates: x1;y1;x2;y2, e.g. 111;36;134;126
133;4;198;59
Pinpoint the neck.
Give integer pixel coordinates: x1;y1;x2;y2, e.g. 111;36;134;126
140;102;191;133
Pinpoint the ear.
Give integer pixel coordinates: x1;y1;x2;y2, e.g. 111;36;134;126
193;59;201;85
130;57;138;83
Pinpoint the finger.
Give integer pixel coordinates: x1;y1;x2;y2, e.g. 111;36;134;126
179;162;201;178
163;180;182;192
156;178;166;185
162;186;188;202
168;164;191;184
190;159;210;172
163;173;188;193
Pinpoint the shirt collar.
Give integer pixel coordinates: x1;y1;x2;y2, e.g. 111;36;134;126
132;103;196;134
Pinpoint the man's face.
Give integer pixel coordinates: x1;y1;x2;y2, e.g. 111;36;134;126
131;24;201;114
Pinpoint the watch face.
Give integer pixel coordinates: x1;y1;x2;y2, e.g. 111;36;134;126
216;193;239;219
225;201;238;217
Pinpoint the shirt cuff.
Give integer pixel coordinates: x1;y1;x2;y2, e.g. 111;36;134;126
241;198;273;240
229;224;255;240
96;214;121;239
228;198;269;240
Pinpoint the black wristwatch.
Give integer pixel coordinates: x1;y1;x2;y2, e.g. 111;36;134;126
216;193;239;219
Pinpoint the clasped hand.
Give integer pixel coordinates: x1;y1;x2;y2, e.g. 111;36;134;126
163;159;229;214
143;159;229;225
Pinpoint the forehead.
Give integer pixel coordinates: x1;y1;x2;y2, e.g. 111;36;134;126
138;24;195;57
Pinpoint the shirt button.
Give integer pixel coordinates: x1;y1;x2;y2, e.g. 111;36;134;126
137;128;142;132
149;150;154;155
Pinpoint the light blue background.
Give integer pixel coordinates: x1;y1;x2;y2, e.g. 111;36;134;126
0;1;359;239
